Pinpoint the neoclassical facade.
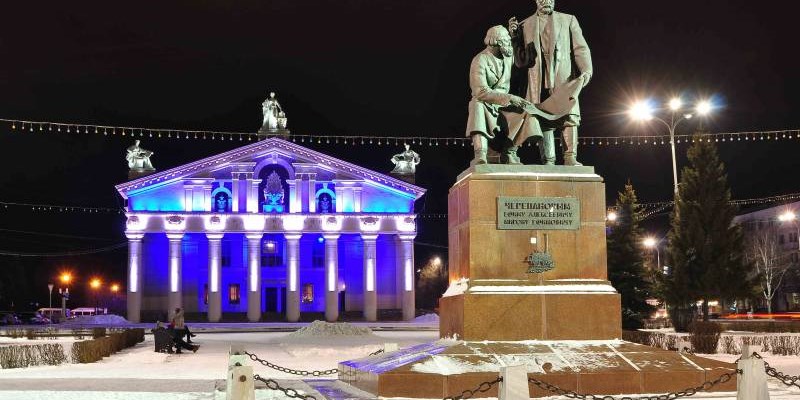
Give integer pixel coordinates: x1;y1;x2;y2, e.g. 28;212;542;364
115;138;425;322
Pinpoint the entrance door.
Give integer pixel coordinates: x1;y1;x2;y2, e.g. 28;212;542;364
280;287;287;314
339;290;346;313
264;287;278;312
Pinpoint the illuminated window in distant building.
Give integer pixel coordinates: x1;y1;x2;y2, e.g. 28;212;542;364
302;284;314;303
204;284;208;305
229;284;241;304
262;239;282;267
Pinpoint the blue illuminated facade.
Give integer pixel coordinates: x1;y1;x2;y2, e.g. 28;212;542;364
116;138;425;323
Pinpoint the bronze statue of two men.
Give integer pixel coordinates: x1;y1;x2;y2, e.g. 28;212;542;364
466;0;592;166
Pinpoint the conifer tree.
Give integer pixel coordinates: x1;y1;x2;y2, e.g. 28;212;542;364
662;139;754;324
607;182;654;329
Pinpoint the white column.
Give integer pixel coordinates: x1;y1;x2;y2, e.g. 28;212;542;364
285;234;302;322
398;234;416;321
354;187;363;212
246;234;262;322
308;174;317;213
288;180;298;213
324;234;340;322
203;186;213;212
294;175;304;212
334;185;343;213
245;173;259;213
207;233;224;322
362;234;378;321
184;187;193;212
126;233;144;323
231;174;240;213
167;233;184;314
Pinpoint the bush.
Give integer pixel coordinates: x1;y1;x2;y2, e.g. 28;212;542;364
0;343;66;369
91;327;106;339
71;328;144;364
622;330;678;350
688;321;722;354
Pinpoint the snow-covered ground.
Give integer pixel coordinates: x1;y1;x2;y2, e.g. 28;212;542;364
0;327;798;400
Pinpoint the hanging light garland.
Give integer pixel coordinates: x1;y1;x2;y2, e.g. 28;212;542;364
0;201;124;214
2;118;799;147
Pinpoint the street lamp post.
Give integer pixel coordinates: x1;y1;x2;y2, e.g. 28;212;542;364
629;98;713;199
90;278;102;315
643;237;661;272
47;283;54;310
58;273;71;320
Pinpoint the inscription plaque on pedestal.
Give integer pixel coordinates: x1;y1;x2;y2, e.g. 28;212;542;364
496;196;580;230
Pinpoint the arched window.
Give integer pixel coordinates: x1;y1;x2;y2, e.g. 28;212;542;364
317;193;334;213
214;192;230;213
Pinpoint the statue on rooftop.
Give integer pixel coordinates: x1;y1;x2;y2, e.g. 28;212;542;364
261;92;287;131
391;143;421;175
126;140;155;171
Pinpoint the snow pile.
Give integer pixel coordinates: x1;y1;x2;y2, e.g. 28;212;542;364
413;313;439;323
287;320;374;338
442;278;469;297
62;314;130;325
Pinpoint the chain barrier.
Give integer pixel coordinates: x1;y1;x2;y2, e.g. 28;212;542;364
443;377;503;400
527;370;739;400
751;352;800;389
252;374;318;400
245;351;338;377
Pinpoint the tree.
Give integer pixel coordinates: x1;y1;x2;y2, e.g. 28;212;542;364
661;138;755;325
746;226;793;316
607;182;655;329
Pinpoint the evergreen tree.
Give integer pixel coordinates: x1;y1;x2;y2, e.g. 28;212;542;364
607;182;654;329
661;139;754;325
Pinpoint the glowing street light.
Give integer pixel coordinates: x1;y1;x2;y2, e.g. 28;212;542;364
110;284;120;293
643;236;661;272
60;273;72;284
607;211;618;222
58;272;72;320
779;211;797;222
90;278;102;289
628;97;716;199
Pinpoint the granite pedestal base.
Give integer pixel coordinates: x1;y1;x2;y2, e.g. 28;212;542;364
338;340;737;399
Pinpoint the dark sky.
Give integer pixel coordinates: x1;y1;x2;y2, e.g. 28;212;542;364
1;0;799;308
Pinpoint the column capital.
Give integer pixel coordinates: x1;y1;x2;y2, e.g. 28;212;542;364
206;233;225;241
245;233;263;241
360;234;379;241
322;234;340;240
125;232;145;240
166;233;184;241
284;233;303;241
397;234;417;241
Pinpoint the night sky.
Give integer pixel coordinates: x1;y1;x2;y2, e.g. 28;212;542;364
1;0;799;309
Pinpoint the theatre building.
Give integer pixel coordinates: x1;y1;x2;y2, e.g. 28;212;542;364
115;138;425;322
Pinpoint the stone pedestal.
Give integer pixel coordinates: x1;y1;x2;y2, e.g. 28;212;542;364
440;165;621;341
338;165;737;399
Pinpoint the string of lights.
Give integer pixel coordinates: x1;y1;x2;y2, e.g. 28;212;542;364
0;201;123;214
0;242;127;257
3;118;800;147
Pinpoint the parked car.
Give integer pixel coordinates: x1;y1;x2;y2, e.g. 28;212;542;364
0;313;22;325
36;308;70;323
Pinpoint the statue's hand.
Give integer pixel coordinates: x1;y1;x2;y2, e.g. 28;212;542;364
508;17;520;36
509;95;530;109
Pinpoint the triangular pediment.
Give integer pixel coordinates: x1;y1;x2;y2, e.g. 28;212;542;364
115;138;425;199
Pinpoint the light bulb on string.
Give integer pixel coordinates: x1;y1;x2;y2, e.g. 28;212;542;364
11;122;15;129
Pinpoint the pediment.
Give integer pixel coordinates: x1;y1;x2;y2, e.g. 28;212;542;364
115;138;425;199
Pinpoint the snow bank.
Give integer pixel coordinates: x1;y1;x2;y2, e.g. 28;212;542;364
287;320;373;338
62;314;130;325
413;313;439;323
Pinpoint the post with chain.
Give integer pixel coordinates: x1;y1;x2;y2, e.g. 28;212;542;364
737;349;769;400
227;345;255;400
499;365;528;400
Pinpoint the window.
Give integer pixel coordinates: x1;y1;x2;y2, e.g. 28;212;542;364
229;284;241;304
262;240;282;267
302;284;314;303
204;284;208;305
221;240;231;268
312;239;324;268
780;235;786;245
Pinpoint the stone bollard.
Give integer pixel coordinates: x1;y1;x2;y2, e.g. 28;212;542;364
499;365;529;400
226;345;255;400
737;357;770;400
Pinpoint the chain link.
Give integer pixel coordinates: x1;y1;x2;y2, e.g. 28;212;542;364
526;370;738;400
368;348;385;356
253;374;318;400
751;352;800;389
246;351;338;377
443;377;503;400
